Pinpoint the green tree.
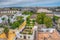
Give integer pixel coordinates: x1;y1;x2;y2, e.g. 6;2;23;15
36;13;46;24
44;17;53;28
22;11;33;15
27;19;30;25
0;24;3;28
36;12;53;28
26;16;30;23
32;20;35;25
1;17;5;20
16;16;23;21
11;21;20;29
18;19;24;24
53;16;59;21
4;27;9;38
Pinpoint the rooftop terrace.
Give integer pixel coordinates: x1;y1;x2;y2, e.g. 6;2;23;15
20;26;33;35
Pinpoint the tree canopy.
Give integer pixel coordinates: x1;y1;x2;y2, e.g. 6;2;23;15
22;11;33;15
44;17;53;28
53;16;60;21
36;12;53;28
11;21;20;29
16;16;23;21
36;13;46;24
1;17;6;20
4;27;9;38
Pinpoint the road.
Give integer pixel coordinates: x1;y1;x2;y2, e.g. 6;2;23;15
34;29;38;40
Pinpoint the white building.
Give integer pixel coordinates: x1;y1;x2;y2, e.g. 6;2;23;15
0;15;8;23
0;10;18;14
54;12;60;17
57;18;60;30
37;9;52;13
40;28;55;33
0;28;4;34
15;26;37;40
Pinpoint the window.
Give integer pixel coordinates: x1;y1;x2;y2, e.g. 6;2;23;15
20;36;22;38
16;37;17;40
24;36;26;39
28;36;30;39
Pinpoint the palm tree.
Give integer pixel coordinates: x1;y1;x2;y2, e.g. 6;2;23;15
4;27;9;38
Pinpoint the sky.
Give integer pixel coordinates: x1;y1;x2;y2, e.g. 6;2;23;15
0;0;60;8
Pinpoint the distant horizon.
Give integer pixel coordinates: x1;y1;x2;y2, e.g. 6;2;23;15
1;6;60;8
0;0;60;8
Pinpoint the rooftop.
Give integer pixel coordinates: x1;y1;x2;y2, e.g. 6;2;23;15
37;28;60;40
0;33;6;39
37;9;52;13
20;19;35;35
8;31;16;40
20;26;33;35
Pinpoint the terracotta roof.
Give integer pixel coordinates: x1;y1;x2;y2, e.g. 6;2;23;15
0;33;6;39
8;31;16;40
37;29;60;40
46;14;53;17
37;9;52;13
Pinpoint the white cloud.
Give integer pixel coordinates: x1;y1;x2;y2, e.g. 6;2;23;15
0;0;23;5
0;0;35;5
0;0;60;7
